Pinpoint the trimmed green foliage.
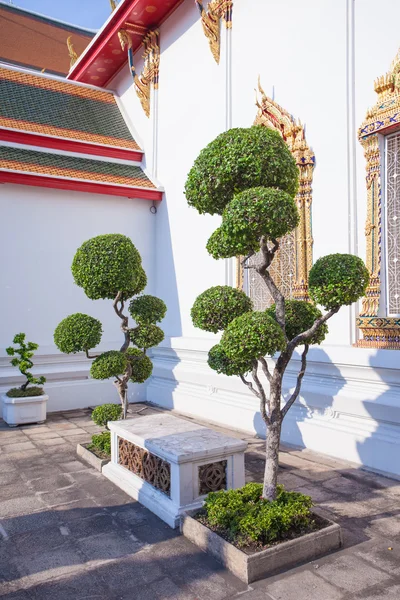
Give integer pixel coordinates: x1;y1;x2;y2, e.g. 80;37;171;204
185;127;298;215
129;295;167;324
6;333;46;390
309;254;369;310
266;300;328;345
130;324;164;349
191;286;253;333
89;431;111;456
207;188;299;259
72;234;146;300
221;312;286;362
91;403;122;428
6;386;44;398
202;483;313;546
90;351;128;380
54;313;102;354
126;348;153;383
208;344;253;376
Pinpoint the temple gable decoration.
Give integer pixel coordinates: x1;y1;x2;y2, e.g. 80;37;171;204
195;0;233;64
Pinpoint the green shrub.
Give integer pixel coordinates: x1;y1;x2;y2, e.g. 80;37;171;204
309;254;369;310
129;295;167;324
208;344;253;376
207;188;299;259
266;300;328;345
202;483;313;546
54;313;102;354
185;127;298;215
126;348;153;383
130;324;164;349
6;333;46;391
191;286;253;333
72;234;146;300
221;312;286;363
90;351;128;380
89;431;111;456
91;403;122;428
6;386;44;398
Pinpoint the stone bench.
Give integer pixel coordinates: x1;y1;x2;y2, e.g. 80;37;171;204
102;413;247;528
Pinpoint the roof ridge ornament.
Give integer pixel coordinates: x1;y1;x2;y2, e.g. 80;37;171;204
195;0;233;64
67;36;79;70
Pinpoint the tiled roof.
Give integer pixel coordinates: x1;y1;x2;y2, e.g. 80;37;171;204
0;146;155;189
0;2;94;76
0;66;139;151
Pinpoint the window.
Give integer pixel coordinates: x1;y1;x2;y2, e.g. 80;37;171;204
385;133;400;316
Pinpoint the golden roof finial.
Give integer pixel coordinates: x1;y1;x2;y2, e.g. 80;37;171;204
109;0;117;11
67;36;78;69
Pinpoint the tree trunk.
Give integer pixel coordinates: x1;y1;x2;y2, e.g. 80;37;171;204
262;419;282;500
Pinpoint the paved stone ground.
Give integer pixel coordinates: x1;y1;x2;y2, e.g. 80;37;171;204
0;403;399;600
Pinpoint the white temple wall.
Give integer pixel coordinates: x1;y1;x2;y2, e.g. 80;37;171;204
0;184;155;411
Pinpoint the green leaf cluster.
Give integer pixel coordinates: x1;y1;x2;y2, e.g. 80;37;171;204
130;324;164;349
202;483;313;546
6;333;46;390
54;313;102;354
90;351;127;380
128;295;167;324
89;431;111;456
207;188;299;259
185;127;298;215
72;234;147;300
191;286;253;333
266;300;328;345
309;254;369;309
221;312;286;363
208;344;253;376
126;348;153;383
6;386;44;398
91;403;122;428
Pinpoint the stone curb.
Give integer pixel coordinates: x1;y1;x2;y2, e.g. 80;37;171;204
181;509;343;583
76;443;110;472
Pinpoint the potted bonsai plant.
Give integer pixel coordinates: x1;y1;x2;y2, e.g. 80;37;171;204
2;333;48;426
181;126;368;580
54;233;166;427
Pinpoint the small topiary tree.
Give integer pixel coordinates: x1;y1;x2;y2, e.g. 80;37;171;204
54;234;166;418
6;333;46;397
186;126;369;501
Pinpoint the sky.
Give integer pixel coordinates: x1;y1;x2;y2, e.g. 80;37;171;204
4;0;113;30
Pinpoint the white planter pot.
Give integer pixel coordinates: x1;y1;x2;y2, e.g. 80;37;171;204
1;393;48;427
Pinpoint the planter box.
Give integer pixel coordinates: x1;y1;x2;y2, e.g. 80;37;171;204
77;443;110;472
2;393;48;426
103;413;247;528
181;509;343;583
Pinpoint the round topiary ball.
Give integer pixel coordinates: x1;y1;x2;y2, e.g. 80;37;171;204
126;348;153;383
72;234;146;300
266;300;328;345
191;286;253;333
91;403;122;428
128;295;167;324
221;312;286;362
54;313;102;354
90;351;128;380
208;344;254;376
130;324;164;349
309;254;369;310
185;126;298;215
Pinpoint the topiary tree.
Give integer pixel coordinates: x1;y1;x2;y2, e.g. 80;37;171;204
54;234;167;418
186;126;369;501
6;333;46;397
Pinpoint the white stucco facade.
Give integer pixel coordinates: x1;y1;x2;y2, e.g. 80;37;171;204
1;0;400;478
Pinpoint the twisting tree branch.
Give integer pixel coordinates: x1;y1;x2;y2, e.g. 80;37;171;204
281;344;309;418
239;374;260;399
113;291;131;353
251;361;270;425
259;356;272;383
255;238;286;333
85;349;100;360
289;307;339;351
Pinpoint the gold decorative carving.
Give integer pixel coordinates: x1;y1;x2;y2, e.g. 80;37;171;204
67;37;79;69
356;47;400;348
238;79;315;304
131;30;160;117
118;437;171;496
198;460;227;495
195;0;233;64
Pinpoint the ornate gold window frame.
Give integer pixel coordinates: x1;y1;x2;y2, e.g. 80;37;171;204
356;48;400;349
237;80;315;304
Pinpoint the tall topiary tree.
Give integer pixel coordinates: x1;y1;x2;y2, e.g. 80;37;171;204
186;126;369;501
54;234;166;418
